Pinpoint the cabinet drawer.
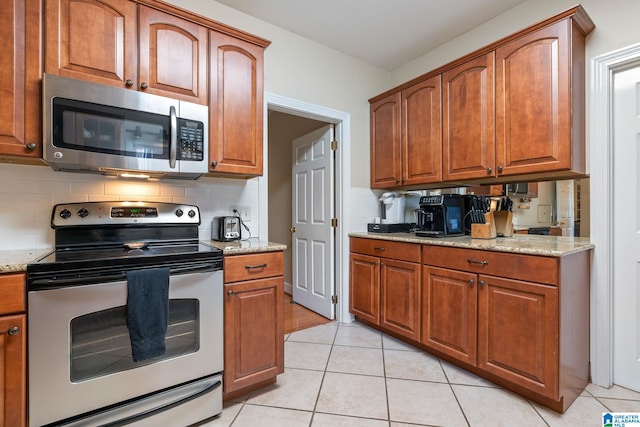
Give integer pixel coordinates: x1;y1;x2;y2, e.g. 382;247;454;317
224;252;284;283
0;273;26;315
351;237;420;263
422;245;558;286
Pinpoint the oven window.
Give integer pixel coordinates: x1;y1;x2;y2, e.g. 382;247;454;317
52;97;170;159
69;299;200;382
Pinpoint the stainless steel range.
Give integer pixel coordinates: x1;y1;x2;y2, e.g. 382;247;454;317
27;201;223;427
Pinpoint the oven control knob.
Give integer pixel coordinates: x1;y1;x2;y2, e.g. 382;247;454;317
175;209;184;217
59;209;72;219
188;209;196;218
78;208;90;218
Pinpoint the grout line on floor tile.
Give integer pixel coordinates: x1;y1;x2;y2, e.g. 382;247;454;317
306;321;341;427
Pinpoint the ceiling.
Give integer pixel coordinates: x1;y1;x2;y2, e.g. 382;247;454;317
215;0;526;70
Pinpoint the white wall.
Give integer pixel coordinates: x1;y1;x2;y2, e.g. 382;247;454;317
0;163;260;251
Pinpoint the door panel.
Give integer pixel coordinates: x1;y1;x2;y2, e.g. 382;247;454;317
292;125;335;319
380;259;420;340
496;21;571;175
349;253;379;324
138;6;208;104
370;92;402;188
443;53;495;181
613;64;640;391
45;0;137;86
422;266;477;365
477;275;558;399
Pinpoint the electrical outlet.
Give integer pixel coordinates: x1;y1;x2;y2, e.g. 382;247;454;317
229;206;251;222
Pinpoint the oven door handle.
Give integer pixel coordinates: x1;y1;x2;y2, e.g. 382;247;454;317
29;263;220;288
99;379;221;427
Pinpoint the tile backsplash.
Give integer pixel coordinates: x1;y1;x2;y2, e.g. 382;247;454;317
0;163;261;251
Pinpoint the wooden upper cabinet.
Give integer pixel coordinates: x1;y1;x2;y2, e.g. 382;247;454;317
443;53;496;181
45;0;137;87
496;20;576;176
138;5;208;104
0;0;42;158
45;0;208;104
370;92;402;188
209;32;265;176
402;76;442;186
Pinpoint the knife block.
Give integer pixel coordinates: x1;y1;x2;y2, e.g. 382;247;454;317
471;213;496;239
493;211;514;237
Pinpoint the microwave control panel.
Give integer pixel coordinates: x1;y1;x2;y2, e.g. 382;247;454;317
178;119;205;161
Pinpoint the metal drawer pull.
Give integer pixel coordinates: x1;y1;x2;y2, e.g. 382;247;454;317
468;279;474;286
227;290;234;296
374;247;386;251
245;263;267;270
467;259;489;266
479;280;485;287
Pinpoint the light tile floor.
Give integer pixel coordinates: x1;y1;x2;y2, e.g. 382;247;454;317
202;321;640;427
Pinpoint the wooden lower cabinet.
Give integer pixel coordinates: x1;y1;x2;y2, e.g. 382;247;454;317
1;273;26;427
349;237;590;413
223;252;284;398
349;238;421;342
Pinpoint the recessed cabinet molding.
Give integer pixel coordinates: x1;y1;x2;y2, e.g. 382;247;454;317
369;5;594;189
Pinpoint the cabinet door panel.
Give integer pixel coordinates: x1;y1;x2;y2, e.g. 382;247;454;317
45;0;136;87
349;253;380;325
370;92;402;188
496;21;571;175
0;0;41;157
1;314;26;427
422;266;477;365
478;275;558;399
380;259;420;340
443;53;495;181
402;76;442;185
224;277;283;393
138;6;208;104
209;32;264;175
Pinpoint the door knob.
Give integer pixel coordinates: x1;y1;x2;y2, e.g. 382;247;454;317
290;227;296;233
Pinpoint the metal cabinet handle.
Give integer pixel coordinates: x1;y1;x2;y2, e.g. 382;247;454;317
497;165;503;173
245;263;267;270
227;290;233;296
125;79;134;87
140;82;149;89
467;259;489;266
374;247;386;251
4;326;20;336
211;160;218;167
486;167;492;174
479;280;485;287
26;143;37;150
468;279;474;286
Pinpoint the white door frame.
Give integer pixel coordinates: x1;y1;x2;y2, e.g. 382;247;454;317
259;92;352;323
590;42;640;387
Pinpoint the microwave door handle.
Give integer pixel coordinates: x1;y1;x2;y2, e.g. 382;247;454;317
169;105;177;169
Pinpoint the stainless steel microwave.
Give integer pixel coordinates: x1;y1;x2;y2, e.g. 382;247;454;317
43;74;209;179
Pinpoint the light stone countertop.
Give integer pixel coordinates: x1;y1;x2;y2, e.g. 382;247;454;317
349;232;593;257
202;239;287;255
0;249;53;274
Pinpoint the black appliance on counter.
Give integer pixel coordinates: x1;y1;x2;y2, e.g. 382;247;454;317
415;194;465;237
27;201;224;427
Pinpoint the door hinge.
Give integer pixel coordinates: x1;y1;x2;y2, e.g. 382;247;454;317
331;140;338;151
332;295;338;304
331;218;338;228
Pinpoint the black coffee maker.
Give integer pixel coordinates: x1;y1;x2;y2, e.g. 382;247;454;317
416;194;465;237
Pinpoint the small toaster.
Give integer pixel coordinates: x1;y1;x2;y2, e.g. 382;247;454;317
212;216;241;241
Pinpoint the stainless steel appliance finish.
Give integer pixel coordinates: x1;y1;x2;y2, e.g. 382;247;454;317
43;74;209;179
27;202;223;427
212;216;241;241
416;194;465;237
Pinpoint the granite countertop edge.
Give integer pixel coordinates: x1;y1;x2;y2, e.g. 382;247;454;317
0;249;53;274
202;239;287;255
349;232;594;257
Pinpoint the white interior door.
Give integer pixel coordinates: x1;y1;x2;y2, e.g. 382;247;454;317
613;64;640;391
291;125;335;319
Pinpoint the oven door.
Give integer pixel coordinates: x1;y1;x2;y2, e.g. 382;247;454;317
28;269;223;427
